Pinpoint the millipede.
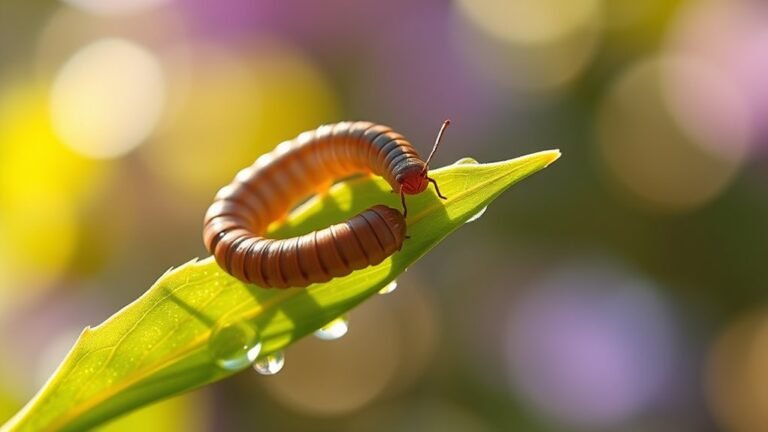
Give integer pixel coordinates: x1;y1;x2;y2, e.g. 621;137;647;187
203;120;450;288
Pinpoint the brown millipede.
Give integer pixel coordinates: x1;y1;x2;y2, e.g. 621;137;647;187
203;120;449;288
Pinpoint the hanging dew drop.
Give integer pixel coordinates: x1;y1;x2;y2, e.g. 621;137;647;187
378;280;398;295
314;316;349;340
466;206;488;223
208;321;262;371
253;351;285;375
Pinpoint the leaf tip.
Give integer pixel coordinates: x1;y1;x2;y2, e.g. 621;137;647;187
542;149;561;167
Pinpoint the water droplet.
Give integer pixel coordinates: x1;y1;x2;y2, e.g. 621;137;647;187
378;280;398;295
453;157;480;166
253;351;285;375
314;316;349;341
465;206;488;224
209;321;262;371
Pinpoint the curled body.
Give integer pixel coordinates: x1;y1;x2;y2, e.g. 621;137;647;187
203;121;447;288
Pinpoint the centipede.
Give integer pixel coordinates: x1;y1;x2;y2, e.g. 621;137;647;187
203;120;450;288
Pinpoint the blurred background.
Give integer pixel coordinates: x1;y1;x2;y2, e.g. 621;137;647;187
1;0;767;430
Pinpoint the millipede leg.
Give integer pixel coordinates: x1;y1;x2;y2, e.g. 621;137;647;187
428;177;447;200
400;187;408;218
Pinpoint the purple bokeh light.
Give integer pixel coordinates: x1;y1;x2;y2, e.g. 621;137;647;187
505;262;679;428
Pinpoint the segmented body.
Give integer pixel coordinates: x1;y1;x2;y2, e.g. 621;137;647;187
203;121;431;288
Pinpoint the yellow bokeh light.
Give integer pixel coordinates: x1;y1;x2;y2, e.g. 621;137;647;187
706;311;768;432
142;40;339;197
258;281;439;416
456;0;603;92
457;0;603;45
597;56;743;212
260;303;400;416
50;38;166;159
0;83;105;304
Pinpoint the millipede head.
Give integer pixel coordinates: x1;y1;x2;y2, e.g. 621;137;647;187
398;120;451;195
397;164;430;195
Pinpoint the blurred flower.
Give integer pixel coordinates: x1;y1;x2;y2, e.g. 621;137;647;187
504;260;679;428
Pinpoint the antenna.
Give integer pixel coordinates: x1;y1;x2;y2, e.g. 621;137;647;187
422;119;450;174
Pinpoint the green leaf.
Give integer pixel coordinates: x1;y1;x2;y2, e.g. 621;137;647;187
1;150;560;432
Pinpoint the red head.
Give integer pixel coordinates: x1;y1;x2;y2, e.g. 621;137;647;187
397;165;429;194
397;120;450;217
397;119;450;195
